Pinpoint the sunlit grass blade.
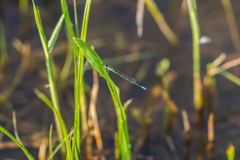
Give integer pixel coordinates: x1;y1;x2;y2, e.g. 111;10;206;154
12;111;33;159
34;88;72;159
12;111;21;143
144;0;178;45
60;0;79;56
226;144;235;160
32;0;48;55
0;126;34;160
47;129;74;160
187;0;203;110
73;38;132;159
73;0;79;37
48;14;65;53
72;0;92;158
32;1;66;157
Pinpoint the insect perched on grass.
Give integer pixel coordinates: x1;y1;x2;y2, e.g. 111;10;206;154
103;64;147;90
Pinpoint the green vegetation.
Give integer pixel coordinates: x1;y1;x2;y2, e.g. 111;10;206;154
1;0;240;159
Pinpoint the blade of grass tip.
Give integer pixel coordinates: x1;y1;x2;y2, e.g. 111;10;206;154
48;124;53;160
48;14;65;53
13;111;33;160
39;138;48;160
123;98;133;111
12;111;21;143
32;0;48;55
211;53;226;68
60;0;79;56
187;0;203;110
0;126;34;160
226;144;235;160
0;20;9;68
34;88;72;159
219;70;240;86
144;0;178;45
73;38;132;159
208;56;240;76
73;0;79;37
32;1;64;152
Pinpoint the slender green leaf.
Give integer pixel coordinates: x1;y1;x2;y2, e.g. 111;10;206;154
34;88;72;159
32;0;48;55
48;14;65;53
47;134;65;160
187;0;203;109
73;0;79;37
60;0;79;56
73;38;132;159
0;126;34;160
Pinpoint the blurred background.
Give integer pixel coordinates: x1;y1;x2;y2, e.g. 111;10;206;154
1;0;240;159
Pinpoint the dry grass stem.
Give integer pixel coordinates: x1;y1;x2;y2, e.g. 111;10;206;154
208;57;240;76
123;98;133;110
208;113;214;142
162;90;179;114
211;53;226;67
182;110;190;132
136;0;145;37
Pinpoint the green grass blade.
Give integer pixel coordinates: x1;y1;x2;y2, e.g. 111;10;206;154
144;0;178;45
187;0;203;110
32;1;65;155
73;0;79;37
219;70;240;86
47;138;65;160
73;38;108;79
48;14;65;53
32;0;48;55
34;88;72;159
80;0;92;42
12;111;33;160
0;126;34;160
72;0;92;157
12;111;21;143
226;144;235;160
73;38;132;159
60;0;79;56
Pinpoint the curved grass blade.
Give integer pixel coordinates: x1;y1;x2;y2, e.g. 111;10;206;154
0;126;34;160
73;37;132;159
48;14;65;53
34;88;72;160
